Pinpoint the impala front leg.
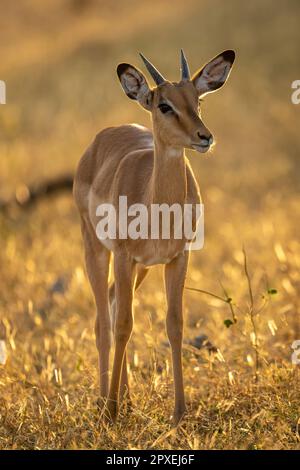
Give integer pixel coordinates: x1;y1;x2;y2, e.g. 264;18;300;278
109;265;149;405
164;251;189;426
106;253;135;422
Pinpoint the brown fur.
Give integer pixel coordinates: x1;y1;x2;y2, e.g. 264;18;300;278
73;50;235;424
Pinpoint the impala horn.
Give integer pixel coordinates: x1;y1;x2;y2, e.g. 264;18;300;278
139;53;165;85
180;49;190;81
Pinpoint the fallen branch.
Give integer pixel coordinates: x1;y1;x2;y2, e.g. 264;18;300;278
0;174;74;214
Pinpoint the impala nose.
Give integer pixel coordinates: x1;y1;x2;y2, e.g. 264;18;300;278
197;132;213;146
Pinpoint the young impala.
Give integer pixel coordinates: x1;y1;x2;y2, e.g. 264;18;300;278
73;49;235;424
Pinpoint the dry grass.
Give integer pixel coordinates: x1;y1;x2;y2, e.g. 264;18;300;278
1;0;300;450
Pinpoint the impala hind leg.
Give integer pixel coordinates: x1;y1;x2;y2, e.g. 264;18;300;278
164;252;189;426
81;217;111;402
109;265;149;404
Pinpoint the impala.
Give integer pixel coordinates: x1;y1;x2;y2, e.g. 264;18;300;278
73;49;235;424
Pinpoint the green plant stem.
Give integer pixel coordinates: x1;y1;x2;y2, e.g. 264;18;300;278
243;247;259;381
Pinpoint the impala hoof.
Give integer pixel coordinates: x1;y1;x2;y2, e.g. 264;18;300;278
104;400;118;424
171;407;186;427
96;396;107;410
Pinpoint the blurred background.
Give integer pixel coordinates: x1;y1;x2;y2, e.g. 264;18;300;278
0;0;300;449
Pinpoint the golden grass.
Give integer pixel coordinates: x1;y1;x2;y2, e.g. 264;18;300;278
1;0;300;449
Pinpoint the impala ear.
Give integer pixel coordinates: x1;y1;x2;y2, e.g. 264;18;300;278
192;50;235;97
117;63;153;110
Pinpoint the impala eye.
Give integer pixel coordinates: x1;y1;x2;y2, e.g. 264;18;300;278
158;103;173;114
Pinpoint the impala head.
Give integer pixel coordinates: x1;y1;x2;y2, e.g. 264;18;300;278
117;49;235;153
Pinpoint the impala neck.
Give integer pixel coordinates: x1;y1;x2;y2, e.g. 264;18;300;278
151;132;187;206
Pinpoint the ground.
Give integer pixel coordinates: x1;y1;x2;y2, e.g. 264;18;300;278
0;0;300;450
